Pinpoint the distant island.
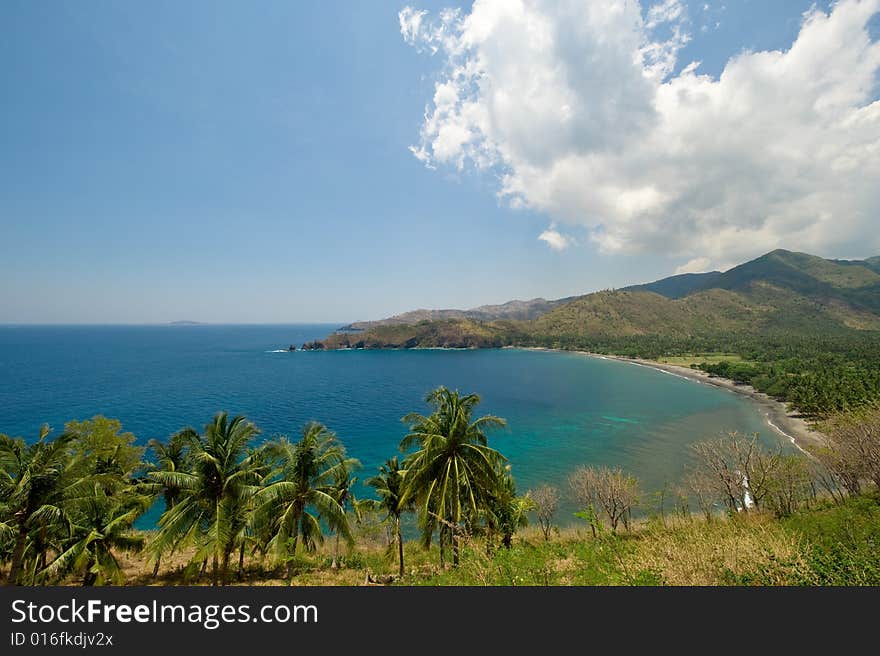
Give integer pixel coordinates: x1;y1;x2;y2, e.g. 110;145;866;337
168;320;204;326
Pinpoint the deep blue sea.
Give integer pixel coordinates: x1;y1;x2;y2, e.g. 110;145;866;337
0;324;780;524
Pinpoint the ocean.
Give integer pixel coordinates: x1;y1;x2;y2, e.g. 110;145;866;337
0;324;781;524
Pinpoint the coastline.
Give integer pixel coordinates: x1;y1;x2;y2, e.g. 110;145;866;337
524;347;826;453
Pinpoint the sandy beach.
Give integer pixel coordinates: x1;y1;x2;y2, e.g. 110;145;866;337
522;347;827;452
588;353;827;452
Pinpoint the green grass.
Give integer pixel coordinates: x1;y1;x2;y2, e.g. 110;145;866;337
409;494;880;587
66;494;880;586
780;495;880;585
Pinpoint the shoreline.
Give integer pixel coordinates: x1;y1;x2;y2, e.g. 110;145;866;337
523;347;826;452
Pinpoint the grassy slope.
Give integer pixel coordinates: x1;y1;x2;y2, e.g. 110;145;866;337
100;494;880;586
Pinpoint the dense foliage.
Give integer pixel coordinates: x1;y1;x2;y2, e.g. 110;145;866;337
548;331;880;417
0;388;529;586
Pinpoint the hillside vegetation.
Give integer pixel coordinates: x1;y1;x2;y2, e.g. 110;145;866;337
4;399;879;587
321;250;880;416
91;494;880;586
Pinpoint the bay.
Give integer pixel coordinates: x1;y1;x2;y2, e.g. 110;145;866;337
0;324;780;524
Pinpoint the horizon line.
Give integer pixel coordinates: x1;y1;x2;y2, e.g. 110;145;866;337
0;321;351;327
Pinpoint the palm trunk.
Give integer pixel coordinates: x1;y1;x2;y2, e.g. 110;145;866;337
396;517;404;578
286;518;300;582
331;532;340;569
238;543;245;579
211;552;219;587
221;549;233;585
197;558;207;582
152;556;161;578
452;529;460;567
438;527;446;569
82;556;98;587
7;526;28;586
82;570;97;587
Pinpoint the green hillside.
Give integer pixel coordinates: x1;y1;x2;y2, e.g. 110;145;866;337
626;249;880;314
623;271;722;298
327;249;880;345
320;250;880;415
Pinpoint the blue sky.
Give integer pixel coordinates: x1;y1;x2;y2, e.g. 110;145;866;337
2;0;877;323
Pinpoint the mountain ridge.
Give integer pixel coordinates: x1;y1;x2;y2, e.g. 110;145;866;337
322;249;880;350
338;297;576;331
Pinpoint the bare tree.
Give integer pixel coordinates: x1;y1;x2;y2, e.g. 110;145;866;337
810;458;848;505
683;468;720;522
764;454;814;517
745;443;785;511
818;406;880;492
691;431;821;518
568;467;600;537
528;485;560;541
691;432;784;513
690;436;748;512
814;445;862;497
568;466;640;533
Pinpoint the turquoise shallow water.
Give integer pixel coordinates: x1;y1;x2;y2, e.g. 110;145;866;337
0;324;781;524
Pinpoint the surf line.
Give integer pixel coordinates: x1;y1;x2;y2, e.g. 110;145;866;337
621;358;814;456
764;414;812;457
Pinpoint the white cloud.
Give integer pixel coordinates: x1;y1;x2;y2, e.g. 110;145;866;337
674;256;712;274
401;0;880;268
538;226;573;251
399;6;427;45
645;0;685;29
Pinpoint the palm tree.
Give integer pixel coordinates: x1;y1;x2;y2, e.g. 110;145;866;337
234;444;275;579
0;426;79;586
252;422;358;580
148;430;192;512
366;456;411;577
146;430;192;576
400;387;507;567
329;464;360;569
149;413;263;586
41;483;149;586
485;467;533;550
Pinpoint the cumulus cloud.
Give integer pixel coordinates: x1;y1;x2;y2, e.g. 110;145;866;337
674;256;713;275
538;226;574;251
401;0;880;269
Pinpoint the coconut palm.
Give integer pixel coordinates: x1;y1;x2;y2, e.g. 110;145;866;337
252;422;358;580
400;387;507;567
485;467;533;550
41;483;149;586
233;444;276;579
148;412;263;586
145;429;192;576
329;464;361;569
147;430;192;512
366;456;412;577
0;426;80;586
